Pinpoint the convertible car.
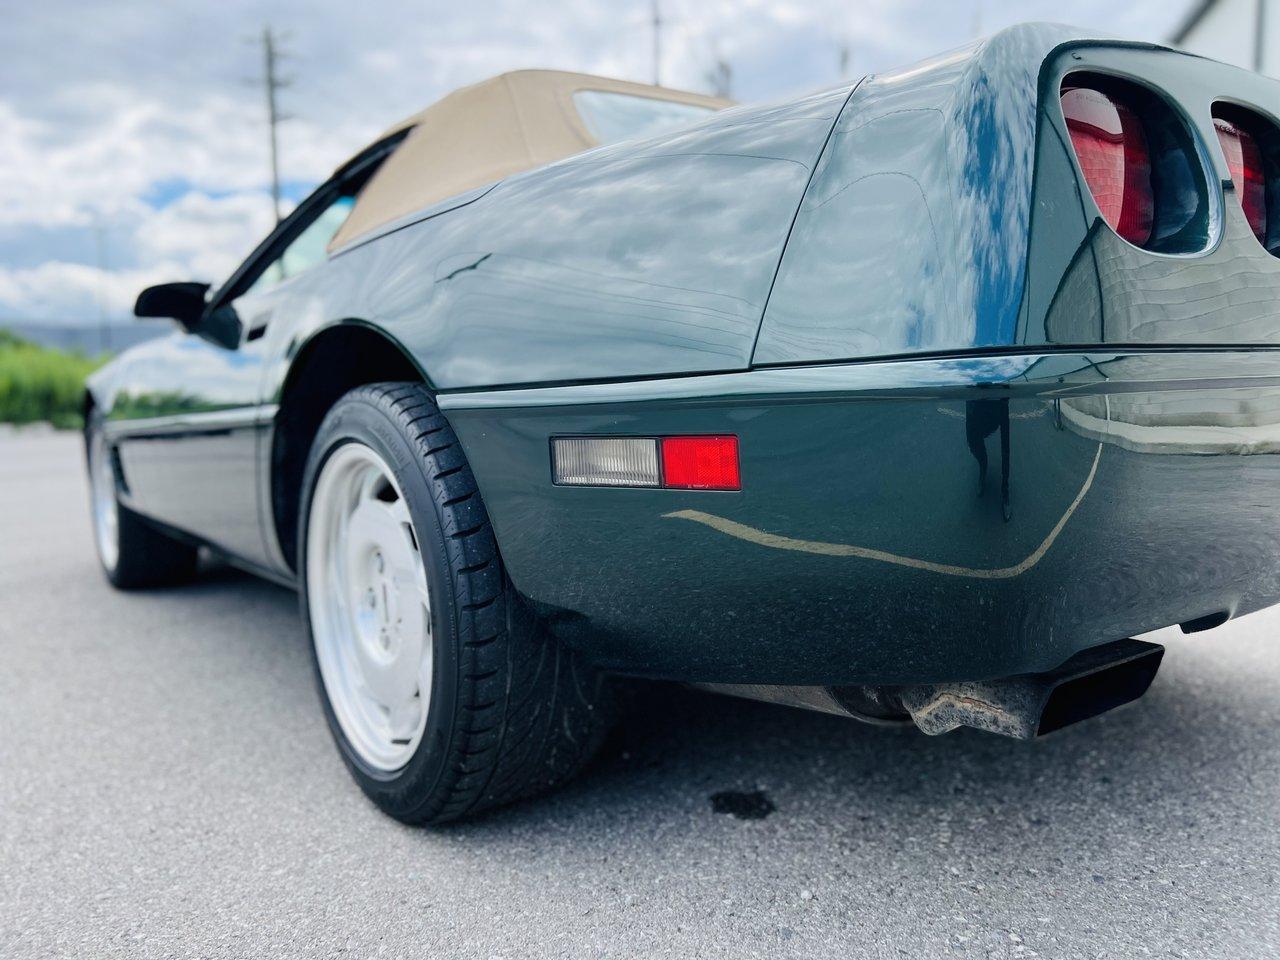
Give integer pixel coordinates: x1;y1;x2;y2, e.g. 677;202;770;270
85;25;1280;822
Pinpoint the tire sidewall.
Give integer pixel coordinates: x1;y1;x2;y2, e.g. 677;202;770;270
298;390;462;813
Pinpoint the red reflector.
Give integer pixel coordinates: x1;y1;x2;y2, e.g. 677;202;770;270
1215;116;1268;242
1061;86;1154;246
661;436;740;490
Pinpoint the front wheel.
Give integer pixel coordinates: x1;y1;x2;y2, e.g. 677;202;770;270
299;383;613;824
86;418;198;589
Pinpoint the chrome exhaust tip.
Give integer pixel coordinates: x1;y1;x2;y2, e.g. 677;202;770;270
896;638;1165;740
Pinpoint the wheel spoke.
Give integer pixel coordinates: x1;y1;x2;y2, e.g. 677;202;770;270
384;494;412;527
392;564;431;611
387;696;422;742
356;466;385;506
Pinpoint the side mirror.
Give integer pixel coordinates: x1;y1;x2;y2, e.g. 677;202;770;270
134;282;210;332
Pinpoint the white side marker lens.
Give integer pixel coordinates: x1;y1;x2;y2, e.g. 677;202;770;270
552;437;660;487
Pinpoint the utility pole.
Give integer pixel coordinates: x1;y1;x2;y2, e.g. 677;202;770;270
260;25;289;225
838;42;851;79
651;0;662;86
92;215;110;354
707;57;732;99
704;37;732;99
1255;0;1267;74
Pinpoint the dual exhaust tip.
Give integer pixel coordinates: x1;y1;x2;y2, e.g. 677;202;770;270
702;637;1165;740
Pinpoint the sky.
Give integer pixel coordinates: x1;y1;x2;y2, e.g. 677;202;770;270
0;0;1195;326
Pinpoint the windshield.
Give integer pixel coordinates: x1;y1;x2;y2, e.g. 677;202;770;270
573;90;718;144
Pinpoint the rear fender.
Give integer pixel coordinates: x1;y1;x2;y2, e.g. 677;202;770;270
754;24;1280;364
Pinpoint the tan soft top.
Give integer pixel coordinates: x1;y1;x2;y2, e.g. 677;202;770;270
329;69;732;250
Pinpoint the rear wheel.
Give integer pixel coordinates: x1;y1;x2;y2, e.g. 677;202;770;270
86;419;198;589
299;383;613;824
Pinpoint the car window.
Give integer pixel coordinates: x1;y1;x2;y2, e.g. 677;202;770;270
572;90;717;144
245;195;356;295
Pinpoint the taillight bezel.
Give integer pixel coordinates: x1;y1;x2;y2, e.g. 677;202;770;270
1211;100;1280;256
1059;71;1215;256
550;435;741;491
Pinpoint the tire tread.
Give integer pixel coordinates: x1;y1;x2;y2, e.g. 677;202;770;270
308;383;612;823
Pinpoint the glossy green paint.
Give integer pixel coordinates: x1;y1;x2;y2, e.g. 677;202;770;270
441;349;1280;683
89;81;854;565
329;84;854;389
85;25;1280;686
756;25;1280;364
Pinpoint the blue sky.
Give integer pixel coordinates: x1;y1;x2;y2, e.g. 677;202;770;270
0;0;1193;325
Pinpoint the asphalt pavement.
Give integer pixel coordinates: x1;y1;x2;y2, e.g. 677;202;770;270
2;430;1278;959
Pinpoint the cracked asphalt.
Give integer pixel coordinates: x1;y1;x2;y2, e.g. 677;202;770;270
2;431;1278;958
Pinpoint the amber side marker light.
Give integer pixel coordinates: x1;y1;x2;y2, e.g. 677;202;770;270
552;436;740;490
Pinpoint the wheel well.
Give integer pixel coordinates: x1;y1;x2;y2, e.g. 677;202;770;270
82;390;95;438
271;323;425;571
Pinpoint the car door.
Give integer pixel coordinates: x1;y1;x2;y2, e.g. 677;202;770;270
111;188;362;569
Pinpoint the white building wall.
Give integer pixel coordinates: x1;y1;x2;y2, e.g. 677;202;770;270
1177;0;1278;75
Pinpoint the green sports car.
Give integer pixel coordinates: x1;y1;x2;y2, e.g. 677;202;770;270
85;25;1280;822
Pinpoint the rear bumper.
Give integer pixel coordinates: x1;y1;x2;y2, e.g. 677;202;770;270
442;350;1280;685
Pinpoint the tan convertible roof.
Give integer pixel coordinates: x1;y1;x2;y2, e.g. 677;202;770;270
329;69;732;250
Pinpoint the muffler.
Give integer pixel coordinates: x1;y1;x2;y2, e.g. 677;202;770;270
689;682;912;725
896;638;1164;740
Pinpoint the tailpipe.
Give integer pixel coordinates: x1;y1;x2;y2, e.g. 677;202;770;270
897;638;1164;740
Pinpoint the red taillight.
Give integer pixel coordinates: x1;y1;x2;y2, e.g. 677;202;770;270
660;436;740;490
1061;85;1155;246
1214;116;1267;242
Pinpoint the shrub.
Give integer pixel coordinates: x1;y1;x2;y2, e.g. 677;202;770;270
0;329;105;429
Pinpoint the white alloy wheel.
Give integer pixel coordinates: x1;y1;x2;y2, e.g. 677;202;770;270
88;428;120;573
306;441;434;772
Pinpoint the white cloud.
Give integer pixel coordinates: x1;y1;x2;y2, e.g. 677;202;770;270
0;260;172;321
0;0;1190;325
0;190;286;320
0;90;345;231
134;191;282;282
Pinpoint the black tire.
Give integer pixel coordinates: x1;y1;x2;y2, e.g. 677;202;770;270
298;382;614;824
85;417;199;590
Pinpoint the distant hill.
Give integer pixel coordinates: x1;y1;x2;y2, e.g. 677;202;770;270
1;321;172;355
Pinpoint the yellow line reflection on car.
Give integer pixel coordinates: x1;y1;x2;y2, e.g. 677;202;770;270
662;443;1103;580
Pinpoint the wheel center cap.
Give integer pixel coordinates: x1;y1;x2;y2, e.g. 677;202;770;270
355;548;401;658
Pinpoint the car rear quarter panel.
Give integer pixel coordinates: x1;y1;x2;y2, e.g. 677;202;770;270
215;86;851;574
322;31;1280;684
441;351;1280;685
319;86;852;391
755;25;1280;366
